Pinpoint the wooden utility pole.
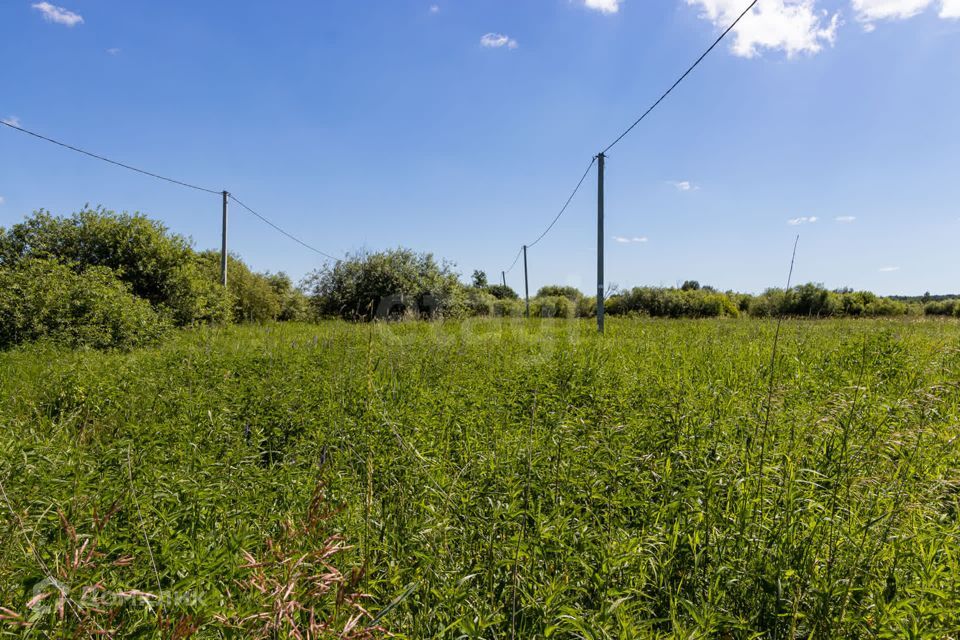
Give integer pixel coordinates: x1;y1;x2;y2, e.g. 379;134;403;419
221;191;229;287
596;153;605;334
523;245;530;319
501;271;506;287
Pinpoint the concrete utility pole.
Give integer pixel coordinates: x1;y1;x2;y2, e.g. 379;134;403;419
596;153;605;334
221;191;229;287
523;245;530;319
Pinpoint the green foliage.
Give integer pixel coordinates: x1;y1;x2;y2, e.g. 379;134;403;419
607;287;739;318
924;299;959;317
197;251;281;323
465;289;496;317
750;284;909;318
0;258;169;350
486;284;519;300
535;285;582;301
2;319;960;636
530;295;575;318
471;269;488;289
267;272;312;322
302;248;465;320
0;208;231;326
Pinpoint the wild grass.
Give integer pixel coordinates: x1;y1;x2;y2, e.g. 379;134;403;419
1;317;959;638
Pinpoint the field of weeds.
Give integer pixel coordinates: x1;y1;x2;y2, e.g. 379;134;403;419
1;318;959;638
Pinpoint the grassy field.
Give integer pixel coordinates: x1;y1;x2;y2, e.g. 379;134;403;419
1;318;959;638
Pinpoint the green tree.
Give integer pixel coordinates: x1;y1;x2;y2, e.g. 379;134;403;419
471;270;488;289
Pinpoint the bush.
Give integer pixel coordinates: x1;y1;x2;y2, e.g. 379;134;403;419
607;287;738;318
492;298;524;317
303;248;465;320
536;285;582;301
465;290;496;317
531;295;575;319
487;284;519;300
924;299;959;317
0;258;169;350
0;208;231;326
197;251;282;323
268;272;313;322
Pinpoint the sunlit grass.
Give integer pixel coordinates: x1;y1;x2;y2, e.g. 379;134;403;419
1;318;959;637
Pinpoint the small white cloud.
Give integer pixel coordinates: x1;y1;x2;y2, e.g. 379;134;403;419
853;0;960;25
106;47;121;55
1;116;20;127
686;0;839;58
668;180;699;191
613;235;648;244
787;216;818;225
0;196;5;205
429;4;440;14
480;33;518;49
862;21;877;31
835;215;856;223
31;2;84;27
583;0;621;14
879;266;900;272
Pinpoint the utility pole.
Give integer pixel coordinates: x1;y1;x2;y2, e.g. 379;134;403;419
523;245;530;319
501;270;506;287
596;153;605;334
221;191;229;287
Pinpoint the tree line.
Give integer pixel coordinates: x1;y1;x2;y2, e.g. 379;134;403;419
0;209;956;349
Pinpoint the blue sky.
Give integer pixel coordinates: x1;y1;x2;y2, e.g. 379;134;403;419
2;0;958;295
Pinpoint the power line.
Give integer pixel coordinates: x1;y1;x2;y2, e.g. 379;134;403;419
502;156;597;274
228;193;339;261
504;246;524;274
601;0;759;154
527;157;597;250
0;120;222;195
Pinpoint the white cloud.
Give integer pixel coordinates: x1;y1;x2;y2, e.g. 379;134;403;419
480;33;518;49
852;0;932;21
1;116;20;127
584;0;621;14
31;2;84;27
879;266;900;272
106;47;121;55
788;216;818;225
940;0;960;17
613;235;648;243
687;0;840;58
668;180;699;191
835;215;856;222
0;197;5;205
429;4;440;14
853;0;960;25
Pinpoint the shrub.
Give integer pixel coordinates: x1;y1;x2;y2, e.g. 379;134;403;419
197;251;282;323
465;290;496;317
536;285;582;301
531;295;575;319
924;299;959;316
487;284;519;300
0;258;169;350
268;272;313;322
608;287;737;318
0;208;231;326
302;248;465;320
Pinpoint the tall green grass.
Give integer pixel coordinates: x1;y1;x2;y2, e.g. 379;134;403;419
1;318;959;637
